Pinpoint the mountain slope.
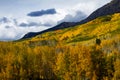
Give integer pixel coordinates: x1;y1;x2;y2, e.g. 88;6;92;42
22;0;120;39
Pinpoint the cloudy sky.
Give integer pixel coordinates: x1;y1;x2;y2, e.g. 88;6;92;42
0;0;111;41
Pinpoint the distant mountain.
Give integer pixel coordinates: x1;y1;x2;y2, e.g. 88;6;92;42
22;0;120;39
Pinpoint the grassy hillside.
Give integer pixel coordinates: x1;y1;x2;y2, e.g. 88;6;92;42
27;13;120;45
0;13;120;79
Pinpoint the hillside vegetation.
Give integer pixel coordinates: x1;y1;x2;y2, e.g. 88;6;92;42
0;13;120;79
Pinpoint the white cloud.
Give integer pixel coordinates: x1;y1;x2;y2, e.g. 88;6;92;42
0;25;49;41
57;10;86;24
0;17;49;41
